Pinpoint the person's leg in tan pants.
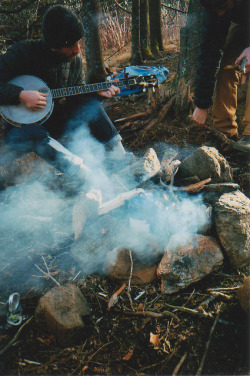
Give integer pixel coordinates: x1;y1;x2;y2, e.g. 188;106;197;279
233;77;250;152
212;23;250;151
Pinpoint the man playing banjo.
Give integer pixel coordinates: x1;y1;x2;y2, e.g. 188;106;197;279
0;5;128;193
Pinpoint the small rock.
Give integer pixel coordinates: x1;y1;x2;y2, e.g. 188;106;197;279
157;234;224;294
35;284;90;346
105;247;159;284
215;190;250;268
237;276;250;313
178;146;233;183
115;148;161;188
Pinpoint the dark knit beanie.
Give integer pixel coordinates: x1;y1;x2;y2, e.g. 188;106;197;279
42;5;84;48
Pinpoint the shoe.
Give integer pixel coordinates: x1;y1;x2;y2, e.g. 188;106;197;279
233;135;250;153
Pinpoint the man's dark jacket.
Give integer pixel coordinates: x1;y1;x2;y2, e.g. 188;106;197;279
194;0;250;109
0;39;85;105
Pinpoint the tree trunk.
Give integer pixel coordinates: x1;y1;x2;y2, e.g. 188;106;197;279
149;0;163;55
81;0;106;83
131;0;143;64
140;0;153;60
174;0;203;112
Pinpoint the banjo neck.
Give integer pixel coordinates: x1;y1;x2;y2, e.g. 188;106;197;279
0;74;157;127
51;78;136;99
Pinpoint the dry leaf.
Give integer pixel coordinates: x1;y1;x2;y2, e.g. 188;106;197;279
37;335;55;346
82;365;88;373
150;332;160;346
123;350;134;361
137;303;143;311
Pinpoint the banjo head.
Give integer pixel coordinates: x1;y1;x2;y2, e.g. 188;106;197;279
0;75;53;126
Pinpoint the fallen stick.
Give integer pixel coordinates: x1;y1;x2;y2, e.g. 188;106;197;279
207;286;241;291
164;303;213;318
181;178;211;193
107;283;126;309
115;108;153;123
0;316;33;356
204;125;235;145
114;309;180;322
188;117;235;146
140;95;176;137
172;352;188;376
196;313;220;376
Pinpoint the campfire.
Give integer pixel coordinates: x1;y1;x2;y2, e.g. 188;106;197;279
0;125;249;375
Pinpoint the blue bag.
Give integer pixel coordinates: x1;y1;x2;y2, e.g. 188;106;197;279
114;65;169;96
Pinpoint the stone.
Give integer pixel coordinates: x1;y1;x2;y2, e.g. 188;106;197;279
157;234;224;294
35;284;90;346
105;247;159;285
178;146;233;183
215;190;250;268
114;148;161;189
237;276;250;313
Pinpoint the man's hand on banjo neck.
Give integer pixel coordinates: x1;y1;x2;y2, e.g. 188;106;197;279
19;90;47;111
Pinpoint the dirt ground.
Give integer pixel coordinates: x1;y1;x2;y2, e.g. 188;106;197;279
0;48;249;376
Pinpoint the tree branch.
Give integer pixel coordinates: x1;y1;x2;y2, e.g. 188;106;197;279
162;3;188;14
113;0;132;14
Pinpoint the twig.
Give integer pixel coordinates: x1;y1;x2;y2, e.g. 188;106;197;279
107;283;126;309
114;309;180;322
161;3;188;13
0;316;33;356
210;291;232;299
127;250;134;310
140;95;176;138
207;286;240;291
196;313;220;376
139;346;181;371
115;108;153;123
127;250;133;292
34;255;60;286
164;303;212;318
172;352;188;376
85;341;114;364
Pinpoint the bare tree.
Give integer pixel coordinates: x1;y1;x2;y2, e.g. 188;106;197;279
140;0;153;60
131;0;143;64
149;0;163;55
81;0;106;83
174;0;203;111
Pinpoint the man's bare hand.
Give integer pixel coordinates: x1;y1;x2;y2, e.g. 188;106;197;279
191;107;208;125
235;46;250;66
19;90;47;111
97;84;120;98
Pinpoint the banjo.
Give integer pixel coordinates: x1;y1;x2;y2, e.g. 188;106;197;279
0;74;157;127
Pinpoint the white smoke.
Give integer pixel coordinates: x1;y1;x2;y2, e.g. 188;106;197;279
0;123;211;292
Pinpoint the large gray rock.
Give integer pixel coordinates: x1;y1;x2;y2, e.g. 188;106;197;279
179;146;233;183
157;234;224;294
215;190;250;268
35;284;90;346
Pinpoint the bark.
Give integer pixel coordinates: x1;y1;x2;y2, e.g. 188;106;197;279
131;0;143;64
81;0;106;83
149;0;163;55
140;0;153;60
174;0;203;111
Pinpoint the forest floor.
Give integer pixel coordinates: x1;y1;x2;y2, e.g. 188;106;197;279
0;46;249;376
